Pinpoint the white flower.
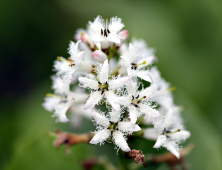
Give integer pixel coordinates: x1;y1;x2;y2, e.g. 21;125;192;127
120;43;155;82
88;16;125;49
148;67;174;109
78;59;130;111
54;41;85;80
116;80;160;123
43;76;87;122
90;110;141;152
143;106;190;158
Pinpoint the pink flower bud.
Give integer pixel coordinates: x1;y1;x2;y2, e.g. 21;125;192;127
92;50;107;63
120;30;129;41
81;33;90;44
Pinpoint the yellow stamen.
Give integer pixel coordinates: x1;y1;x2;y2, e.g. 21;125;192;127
106;18;108;30
165;129;181;135
80;32;84;36
163;86;176;94
46;93;60;98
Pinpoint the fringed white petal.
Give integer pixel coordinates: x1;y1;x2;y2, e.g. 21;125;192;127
139;104;160;117
153;135;167;148
115;96;131;106
105;91;120;111
129;107;139;124
90;129;110;145
118;122;141;132
84;91;102;110
43;97;60;112
143;128;159;141
78;77;98;90
136;71;152;82
92;111;110;127
165;142;180;159
109;76;130;89
99;59;109;83
108;16;124;34
109;110;121;123
171;130;191;141
113;131;131;152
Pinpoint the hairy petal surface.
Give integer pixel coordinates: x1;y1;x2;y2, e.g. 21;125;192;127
113;131;131;152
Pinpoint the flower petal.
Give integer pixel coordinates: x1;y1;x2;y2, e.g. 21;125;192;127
109;76;130;89
109;110;121;123
99;59;109;83
166;142;180;159
105;91;120;111
90;129;110;145
84;91;102;110
153;135;167;148
139;104;160;117
78;77;98;90
118;122;141;132
129;107;139;124
143;128;159;141
136;71;152;82
92;111;110;127
113;131;131;152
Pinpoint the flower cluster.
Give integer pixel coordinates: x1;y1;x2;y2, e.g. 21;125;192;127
43;16;190;158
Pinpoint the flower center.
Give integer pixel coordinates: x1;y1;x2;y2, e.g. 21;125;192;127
98;81;109;95
100;18;110;37
107;121;118;135
131;61;146;70
161;128;181;138
131;95;146;108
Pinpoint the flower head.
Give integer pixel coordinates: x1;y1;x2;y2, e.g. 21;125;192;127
88;16;125;49
90;110;141;152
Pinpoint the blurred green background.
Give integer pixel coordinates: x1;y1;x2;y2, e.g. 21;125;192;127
0;0;222;169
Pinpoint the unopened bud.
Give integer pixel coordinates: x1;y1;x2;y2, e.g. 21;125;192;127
120;30;129;41
81;33;90;44
92;50;108;63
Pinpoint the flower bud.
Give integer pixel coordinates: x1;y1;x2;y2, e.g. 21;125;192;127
80;33;90;44
120;30;129;43
92;50;108;63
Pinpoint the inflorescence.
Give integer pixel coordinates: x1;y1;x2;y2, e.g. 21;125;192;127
43;15;190;159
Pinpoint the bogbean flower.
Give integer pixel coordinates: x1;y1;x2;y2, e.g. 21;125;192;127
120;43;155;82
78;59;130;111
43;76;87;122
116;80;160;123
143;105;190;158
90;110;141;152
88;16;125;49
43;15;191;159
54;41;85;80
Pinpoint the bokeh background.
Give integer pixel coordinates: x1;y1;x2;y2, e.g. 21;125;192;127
1;0;222;169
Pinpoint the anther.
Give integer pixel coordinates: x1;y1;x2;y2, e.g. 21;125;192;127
101;29;103;35
111;131;113;135
98;88;101;91
106;87;109;91
60;100;67;103
98;82;102;84
115;122;118;125
136;95;139;99
132;95;134;100
109;121;113;124
101;91;104;95
63;93;67;99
